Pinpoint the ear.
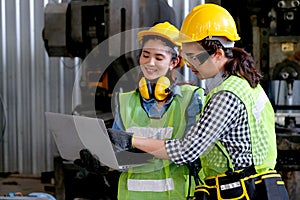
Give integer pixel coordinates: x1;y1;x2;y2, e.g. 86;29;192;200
214;49;227;70
214;49;225;60
170;57;180;69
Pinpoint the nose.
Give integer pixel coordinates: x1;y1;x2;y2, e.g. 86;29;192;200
183;59;194;69
145;57;156;66
185;61;192;68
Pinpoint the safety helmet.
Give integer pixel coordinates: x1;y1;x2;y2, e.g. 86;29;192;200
138;22;181;47
176;4;240;43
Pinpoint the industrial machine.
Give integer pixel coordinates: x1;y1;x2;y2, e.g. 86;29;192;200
249;0;300;198
43;0;177;199
43;0;177;119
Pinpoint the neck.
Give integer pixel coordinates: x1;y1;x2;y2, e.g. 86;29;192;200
157;100;167;109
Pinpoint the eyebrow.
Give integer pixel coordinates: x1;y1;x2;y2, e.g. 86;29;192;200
184;53;195;57
142;49;167;58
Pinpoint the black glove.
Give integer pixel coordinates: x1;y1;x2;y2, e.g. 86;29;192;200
74;149;109;175
107;128;133;152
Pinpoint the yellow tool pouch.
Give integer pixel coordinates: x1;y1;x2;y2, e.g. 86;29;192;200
193;170;289;200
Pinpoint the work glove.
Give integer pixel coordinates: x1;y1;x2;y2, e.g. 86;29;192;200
107;128;134;152
74;149;109;175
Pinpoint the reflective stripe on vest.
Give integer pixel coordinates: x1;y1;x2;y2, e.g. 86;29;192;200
253;90;269;121
127;178;174;192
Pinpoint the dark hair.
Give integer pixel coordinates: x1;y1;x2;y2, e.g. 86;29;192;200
140;35;179;61
200;40;262;88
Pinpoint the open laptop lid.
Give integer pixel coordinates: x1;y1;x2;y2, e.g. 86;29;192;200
45;112;120;169
45;112;152;170
45;112;85;161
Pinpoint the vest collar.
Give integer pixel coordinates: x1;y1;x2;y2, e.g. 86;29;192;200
205;70;228;95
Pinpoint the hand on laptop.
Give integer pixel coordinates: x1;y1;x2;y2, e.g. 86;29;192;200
107;128;134;152
74;149;109;175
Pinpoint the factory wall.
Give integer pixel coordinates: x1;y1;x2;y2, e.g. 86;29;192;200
0;0;206;175
0;0;80;175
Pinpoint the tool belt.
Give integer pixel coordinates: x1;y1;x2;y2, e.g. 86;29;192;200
193;168;289;200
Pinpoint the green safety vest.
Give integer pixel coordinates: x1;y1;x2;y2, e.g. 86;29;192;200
199;75;277;180
118;85;204;200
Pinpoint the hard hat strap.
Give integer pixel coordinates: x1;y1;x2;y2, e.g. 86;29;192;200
205;36;235;48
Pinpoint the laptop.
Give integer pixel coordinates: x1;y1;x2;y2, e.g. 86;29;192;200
45;112;153;170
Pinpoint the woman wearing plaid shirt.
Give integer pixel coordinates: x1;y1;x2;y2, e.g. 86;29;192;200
108;3;290;200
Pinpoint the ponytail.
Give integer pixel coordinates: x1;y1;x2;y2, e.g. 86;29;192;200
224;48;261;88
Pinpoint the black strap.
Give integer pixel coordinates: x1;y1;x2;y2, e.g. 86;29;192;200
225;164;256;179
186;158;203;199
186;172;192;200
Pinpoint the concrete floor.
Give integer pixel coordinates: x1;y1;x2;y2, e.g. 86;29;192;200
0;173;54;198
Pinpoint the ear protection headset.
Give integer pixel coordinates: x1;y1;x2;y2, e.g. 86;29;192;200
138;76;175;101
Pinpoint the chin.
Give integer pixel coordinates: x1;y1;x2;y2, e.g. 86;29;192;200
145;76;158;81
197;74;205;80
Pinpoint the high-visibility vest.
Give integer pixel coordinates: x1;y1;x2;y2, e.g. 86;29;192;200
118;85;204;200
199;75;276;180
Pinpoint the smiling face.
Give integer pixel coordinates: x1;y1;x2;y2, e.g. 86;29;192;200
182;42;224;80
139;39;177;80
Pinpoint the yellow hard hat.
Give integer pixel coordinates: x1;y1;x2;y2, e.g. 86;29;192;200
177;4;240;43
138;22;181;47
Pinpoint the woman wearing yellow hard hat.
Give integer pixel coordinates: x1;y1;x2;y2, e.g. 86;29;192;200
112;21;206;200
75;21;205;199
107;4;290;200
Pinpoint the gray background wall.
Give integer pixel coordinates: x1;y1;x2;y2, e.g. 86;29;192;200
0;0;206;175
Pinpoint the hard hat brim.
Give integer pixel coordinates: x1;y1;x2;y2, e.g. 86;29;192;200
174;34;198;43
138;30;181;47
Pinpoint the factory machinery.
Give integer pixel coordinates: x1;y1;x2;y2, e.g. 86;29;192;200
43;0;300;199
43;0;177;199
251;1;300;199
